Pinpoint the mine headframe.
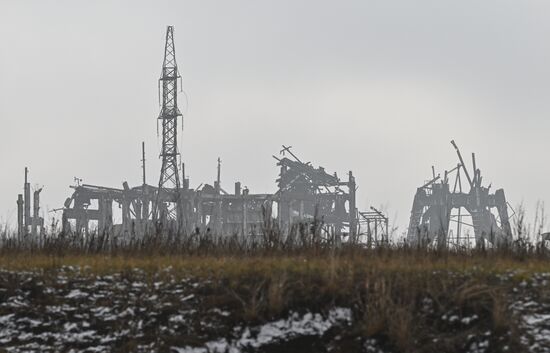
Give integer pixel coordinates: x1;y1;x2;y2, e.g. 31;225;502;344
273;145;357;240
406;140;512;248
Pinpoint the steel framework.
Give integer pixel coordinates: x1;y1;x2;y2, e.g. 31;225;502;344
358;207;389;246
155;26;182;224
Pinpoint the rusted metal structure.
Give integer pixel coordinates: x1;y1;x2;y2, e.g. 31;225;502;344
406;140;512;248
59;25;382;243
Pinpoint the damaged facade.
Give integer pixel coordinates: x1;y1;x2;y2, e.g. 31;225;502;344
54;26;387;245
15;26;518;249
59;148;366;243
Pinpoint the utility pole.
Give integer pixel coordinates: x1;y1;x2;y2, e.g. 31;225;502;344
141;141;146;186
154;26;182;222
216;157;221;194
24;167;30;231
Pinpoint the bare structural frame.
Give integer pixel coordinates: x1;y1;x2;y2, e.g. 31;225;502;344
60;147;377;243
406;140;512;248
59;26;388;244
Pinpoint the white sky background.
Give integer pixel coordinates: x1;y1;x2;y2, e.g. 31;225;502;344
1;0;550;236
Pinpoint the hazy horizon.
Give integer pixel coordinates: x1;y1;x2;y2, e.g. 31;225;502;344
2;0;550;236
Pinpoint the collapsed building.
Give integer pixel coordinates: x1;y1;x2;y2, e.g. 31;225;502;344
60;147;360;240
406;140;512;247
15;27;517;249
56;26;387;244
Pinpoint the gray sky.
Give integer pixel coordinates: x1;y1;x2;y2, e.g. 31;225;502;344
1;0;550;234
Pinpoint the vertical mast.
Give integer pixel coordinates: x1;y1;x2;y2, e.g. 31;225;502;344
24;167;30;231
155;26;182;220
141;141;146;186
216;157;221;193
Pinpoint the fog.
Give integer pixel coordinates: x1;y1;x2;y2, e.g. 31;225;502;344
1;0;550;235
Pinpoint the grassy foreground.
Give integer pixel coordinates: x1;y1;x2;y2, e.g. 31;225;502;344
1;249;549;352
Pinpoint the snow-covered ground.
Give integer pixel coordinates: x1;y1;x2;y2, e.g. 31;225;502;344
171;308;352;353
0;266;548;352
510;272;550;353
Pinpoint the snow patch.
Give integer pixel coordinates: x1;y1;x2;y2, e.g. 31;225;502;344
171;307;352;353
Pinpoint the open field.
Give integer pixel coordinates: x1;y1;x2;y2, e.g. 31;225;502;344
0;249;549;352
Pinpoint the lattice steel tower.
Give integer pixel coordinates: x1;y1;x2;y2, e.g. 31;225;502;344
155;26;182;221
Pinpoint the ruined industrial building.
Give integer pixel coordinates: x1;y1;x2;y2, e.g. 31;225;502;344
15;26;516;249
406;140;513;248
14;26;388;246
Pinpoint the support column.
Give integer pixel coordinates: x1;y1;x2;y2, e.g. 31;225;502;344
24;168;30;233
348;171;357;241
367;219;372;248
32;189;42;240
62;211;70;235
16;194;23;240
98;197;113;236
242;200;248;236
98;196;105;234
122;199;130;236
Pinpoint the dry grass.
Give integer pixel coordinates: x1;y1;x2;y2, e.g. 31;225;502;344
1;246;549;274
0;234;548;352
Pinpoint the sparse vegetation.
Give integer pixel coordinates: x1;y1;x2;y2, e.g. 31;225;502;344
1;209;549;352
0;245;549;352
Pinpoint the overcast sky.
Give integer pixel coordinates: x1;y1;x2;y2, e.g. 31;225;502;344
1;0;550;235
